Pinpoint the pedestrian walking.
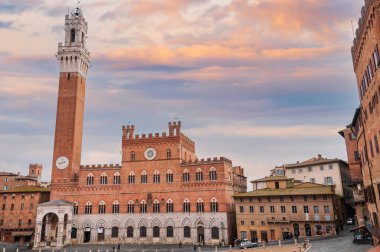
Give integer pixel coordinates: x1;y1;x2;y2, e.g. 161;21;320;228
179;241;182;248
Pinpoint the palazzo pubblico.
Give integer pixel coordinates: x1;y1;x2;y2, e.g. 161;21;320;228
33;8;247;249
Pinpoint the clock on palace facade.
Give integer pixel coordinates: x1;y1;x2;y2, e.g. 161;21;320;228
144;147;157;160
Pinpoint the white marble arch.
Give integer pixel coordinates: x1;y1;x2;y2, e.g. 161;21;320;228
125;218;135;228
151;218;161;228
72;220;79;228
96;219;106;228
111;219;120;227
138;218;148;228
33;200;73;249
181;217;192;227
82;219;93;229
209;218;220;228
195;218;206;227
165;218;175;227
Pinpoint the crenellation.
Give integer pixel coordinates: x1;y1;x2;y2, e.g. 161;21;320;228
80;164;121;169
155;133;159;137
351;0;379;69
148;133;153;138
181;157;232;165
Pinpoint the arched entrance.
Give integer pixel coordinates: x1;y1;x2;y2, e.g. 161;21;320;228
41;213;59;245
293;223;300;238
305;224;311;237
33;199;73;249
197;226;204;243
83;227;91;243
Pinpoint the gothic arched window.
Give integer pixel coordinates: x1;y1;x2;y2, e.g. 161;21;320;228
167;226;174;237
153;170;160;183
127;226;134;237
112;201;120;214
211;227;219;239
140;200;147;213
153;226;160;237
113;172;121;184
73;202;79;215
166;199;174;212
86;173;94;185
140;226;147;237
112;226;119;238
196;198;204;212
183;198;190;213
184;226;191;238
196;168;203;181
85;201;92;214
100;173;108;185
98;201;106;214
128;172;135;184
166;170;173;183
141;171;147;184
210;198;218;212
128;200;134;213
183;169;190;182
153;199;160;213
209;167;217;181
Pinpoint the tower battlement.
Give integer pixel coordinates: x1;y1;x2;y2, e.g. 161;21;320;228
56;8;90;78
351;0;379;70
181;157;232;166
122;121;186;141
80;164;121;169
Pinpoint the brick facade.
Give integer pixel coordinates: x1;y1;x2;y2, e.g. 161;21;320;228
350;0;380;245
0;187;50;243
33;8;247;249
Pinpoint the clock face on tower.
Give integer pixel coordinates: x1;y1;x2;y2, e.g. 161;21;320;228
144;148;157;160
56;156;69;169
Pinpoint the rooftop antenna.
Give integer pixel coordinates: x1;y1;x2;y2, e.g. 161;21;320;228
351;19;355;38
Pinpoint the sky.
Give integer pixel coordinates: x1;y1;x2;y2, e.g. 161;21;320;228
0;0;363;183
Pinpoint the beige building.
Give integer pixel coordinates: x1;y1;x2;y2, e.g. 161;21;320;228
234;176;337;243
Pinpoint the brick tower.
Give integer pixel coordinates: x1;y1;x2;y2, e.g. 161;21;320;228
51;7;90;196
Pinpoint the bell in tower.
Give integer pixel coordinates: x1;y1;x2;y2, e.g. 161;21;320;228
57;7;90;78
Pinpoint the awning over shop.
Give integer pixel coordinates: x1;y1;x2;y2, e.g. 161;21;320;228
12;231;33;237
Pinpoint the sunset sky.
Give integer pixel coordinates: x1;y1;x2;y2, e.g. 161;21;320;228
0;0;363;183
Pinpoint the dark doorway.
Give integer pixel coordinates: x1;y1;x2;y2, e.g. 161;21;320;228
83;228;91;243
261;231;268;243
197;226;204;243
250;230;257;242
293;224;300;238
305;224;311;237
